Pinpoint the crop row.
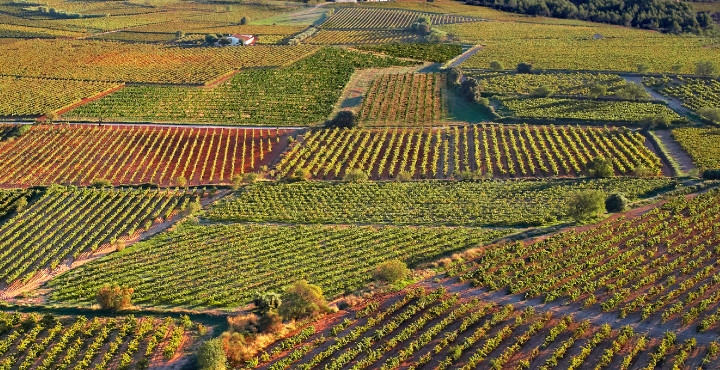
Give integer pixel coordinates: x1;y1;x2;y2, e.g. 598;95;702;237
276;125;661;180
252;288;718;370
48;224;510;307
66;48;417;125
661;77;720;111
0;186;200;293
671;127;720;171
468;72;626;96
497;97;680;122
0;311;196;370
304;30;421;45
0;125;291;187
359;73;445;125
354;43;463;63
207;178;679;227
446;187;720;329
0;189;32;220
320;8;476;29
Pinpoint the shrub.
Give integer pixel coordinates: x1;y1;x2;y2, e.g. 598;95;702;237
240;16;248;25
396;171;413;182
96;285;133;312
253;292;282;314
91;178;112;188
517;62;533;73
588;83;607;99
187;201;202;214
292;168;312;181
447;67;462;87
634;164;656;177
530;85;554;97
373;260;411;283
696;60;720;78
197;338;227;370
615;82;650;100
697;107;720;124
567;190;606;221
640;114;671;128
13;197;27;212
586;156;614;178
244;172;260;184
489;60;504;71
605;193;629;213
343;169;368;183
325;111;356;129
175;30;185;38
232;174;243;190
279;280;328;320
704;169;720;180
175;176;187;187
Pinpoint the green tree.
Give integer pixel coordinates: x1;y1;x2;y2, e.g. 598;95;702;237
696;61;720;78
615;82;650;100
587;83;607;99
567;190;606;222
279;280;328;320
240;16;248;25
586;156;614;178
325;111;356;129
343;169;368;183
13;197;28;212
447;67;462;87
91;178;112;188
176;176;187;187
175;30;185;38
517;62;533;74
605;193;629;213
373;260;411;283
530;85;554;97
197;339;227;370
670;63;684;74
253;292;282;314
231;174;243;190
697;107;720;123
489;60;504;71
96;285;133;312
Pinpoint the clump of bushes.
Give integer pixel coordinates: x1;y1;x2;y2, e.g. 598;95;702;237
605;193;629;213
373;259;411;283
343;169;368;183
96;285;133;312
567;190;606;222
586;156;614;178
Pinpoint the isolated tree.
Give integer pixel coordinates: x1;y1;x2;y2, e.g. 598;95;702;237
243;172;260;183
205;33;219;43
587;83;607;99
697;107;720;123
187;200;202;214
586;156;614;178
279;280;328;320
96;285;133;312
567;190;606;222
45;111;59;123
175;30;185;38
175;176;187;187
615;82;650;100
373;260;411;283
516;62;533;74
197;339;227;370
253;292;282;314
489;60;504;71
231;174;243;190
530;85;554;97
240;16;248;25
605;193;629;213
696;61;720;78
343;169;368;183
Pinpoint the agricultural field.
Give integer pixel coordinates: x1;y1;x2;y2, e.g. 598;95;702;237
661;77;720;110
469;72;627;96
0;311;202;370
304;30;421;45
0;189;33;220
0;125;291;187
497;97;680;122
0;77;120;117
355;43;463;63
358;73;446;126
49;224;510;308
672;127;720;170
65;48;417;125
207;178;679;227
0;186;201;293
276;126;661;180
320;7;477;29
0;39;319;84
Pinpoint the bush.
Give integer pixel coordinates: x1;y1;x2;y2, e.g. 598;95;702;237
175;30;185;38
187;201;202;214
373;260;411;283
704;169;720;180
343;169;368;183
634;164;656;177
91;178;112;188
615;82;650;100
197;338;227;370
396;171;413;182
253;292;282;314
586;156;614;178
517;62;533;74
567;190;606;221
175;176;187;187
291;168;312;181
279;280;328;320
605;193;629;213
696;60;720;78
96;285;133;312
587;83;607;99
13;197;27;212
697;107;720;124
460;78;480;101
240;16;248;25
530;85;554;97
231;174;243;190
489;60;504;71
325;111;356;129
640;114;671;128
244;172;260;184
447;67;462;87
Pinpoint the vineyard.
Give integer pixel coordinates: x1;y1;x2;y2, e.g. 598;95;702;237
48;224;509;308
661;78;720;110
320;8;477;29
0;77;120;117
207;178;678;227
354;43;463;63
469;72;627;96
0;39;319;84
276;126;661;180
497;97;680;122
304;30;421;45
0;311;200;370
0;125;292;187
0;186;201;294
65;48;417;125
0;189;32;220
237;288;720;370
358;73;445;126
672;127;720;171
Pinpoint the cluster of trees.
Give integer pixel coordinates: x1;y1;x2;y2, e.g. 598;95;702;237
464;0;716;33
408;16;446;42
33;5;106;19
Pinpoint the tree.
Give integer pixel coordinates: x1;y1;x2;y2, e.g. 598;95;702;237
396;171;413;182
13;197;27;213
517;62;533;74
586;156;614;178
279;280;328;320
291;168;312;181
696;61;720;78
325;111;356;129
636;63;651;74
587;83;607;99
240;16;248;25
373;260;411;283
489;60;504;71
447;67;462;87
605;193;629;213
45;111;58;123
231;174;243;190
175;176;187;187
343;169;368;182
639;114;671;128
243;172;260;184
197;339;227;370
615;82;650;100
175;30;185;38
218;37;231;45
187;200;202;214
698;107;720;123
91;178;112;188
96;285;133;312
253;292;282;314
460;78;481;101
567;190;606;222
205;34;219;43
530;85;554;97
